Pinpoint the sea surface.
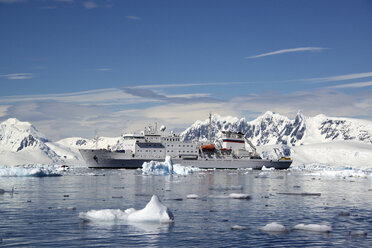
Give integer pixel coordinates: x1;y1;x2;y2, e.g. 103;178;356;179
0;167;371;247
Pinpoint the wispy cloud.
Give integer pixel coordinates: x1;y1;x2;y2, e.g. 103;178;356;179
231;89;372;120
83;1;97;9
1;73;33;80
96;68;112;71
303;72;372;83
0;0;27;3
125;15;141;20
0;88;149;106
2;85;372;140
122;87;222;104
327;81;372;89
135;81;255;89
246;47;326;59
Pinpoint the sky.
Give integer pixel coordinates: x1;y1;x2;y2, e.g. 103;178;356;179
0;0;372;140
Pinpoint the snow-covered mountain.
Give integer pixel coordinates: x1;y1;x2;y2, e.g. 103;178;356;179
181;111;372;146
0;118;63;165
1;112;372;168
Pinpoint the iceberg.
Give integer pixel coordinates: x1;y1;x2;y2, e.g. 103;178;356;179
0;164;62;177
142;156;200;175
79;195;174;224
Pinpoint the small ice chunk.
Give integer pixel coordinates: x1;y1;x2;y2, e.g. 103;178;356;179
229;193;251;199
349;230;367;236
262;166;275;171
260;222;287;232
67;206;76;210
231;225;248;230
293;224;332;232
186;194;199;199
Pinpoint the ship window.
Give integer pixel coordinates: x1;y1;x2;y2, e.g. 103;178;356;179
187;145;189;147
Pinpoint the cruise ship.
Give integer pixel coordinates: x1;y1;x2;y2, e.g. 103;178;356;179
79;120;292;170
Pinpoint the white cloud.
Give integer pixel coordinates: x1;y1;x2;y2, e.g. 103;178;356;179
125;16;141;20
2;82;372;140
246;47;326;59
0;105;10;117
327;81;372;89
231;89;372;119
96;68;112;71
83;1;97;9
1;73;33;80
0;88;151;105
304;72;372;83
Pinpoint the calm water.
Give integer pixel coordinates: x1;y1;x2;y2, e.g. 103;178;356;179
1;168;371;247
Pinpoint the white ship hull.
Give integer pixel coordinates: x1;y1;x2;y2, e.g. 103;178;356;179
79;149;292;170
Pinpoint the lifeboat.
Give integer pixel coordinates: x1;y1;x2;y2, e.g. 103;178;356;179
201;144;215;151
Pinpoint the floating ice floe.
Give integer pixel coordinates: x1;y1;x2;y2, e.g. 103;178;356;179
349;230;367;236
0;164;62;177
261;166;275;171
259;222;287;233
186;194;199;199
293;164;372;179
142;156;200;176
293;224;332;232
208;193;251;200
209;185;243;191
231;225;248;230
229;193;251;199
79;195;174;224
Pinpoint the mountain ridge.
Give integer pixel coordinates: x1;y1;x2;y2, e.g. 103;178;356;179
1;112;372;166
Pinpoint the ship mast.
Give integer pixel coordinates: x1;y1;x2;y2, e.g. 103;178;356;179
208;112;212;143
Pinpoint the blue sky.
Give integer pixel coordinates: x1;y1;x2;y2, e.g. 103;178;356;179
1;0;372;140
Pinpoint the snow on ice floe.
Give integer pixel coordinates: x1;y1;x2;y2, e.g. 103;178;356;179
79;195;174;224
259;222;287;233
0;164;62;177
186;194;199;199
293;164;372;179
142;156;200;176
208;193;251;200
231;225;248;230
293;224;332;233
